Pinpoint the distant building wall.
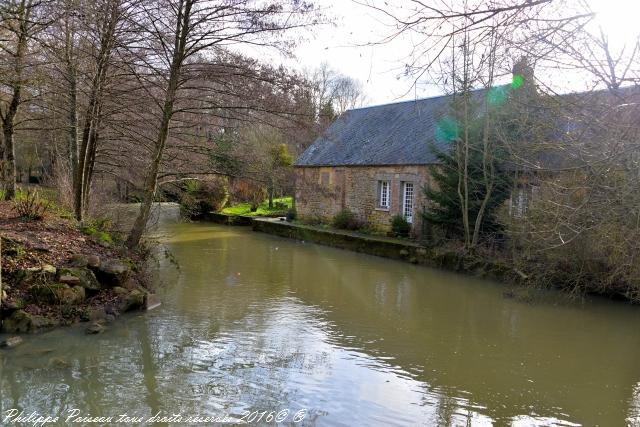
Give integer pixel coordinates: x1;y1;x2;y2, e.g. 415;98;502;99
294;165;433;235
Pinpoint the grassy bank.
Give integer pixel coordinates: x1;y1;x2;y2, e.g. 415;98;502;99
221;196;292;217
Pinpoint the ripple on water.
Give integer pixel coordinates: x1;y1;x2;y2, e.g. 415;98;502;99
1;222;639;426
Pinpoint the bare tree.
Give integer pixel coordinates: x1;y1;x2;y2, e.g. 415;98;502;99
0;0;40;199
125;0;315;248
332;75;365;115
72;0;129;221
309;62;365;116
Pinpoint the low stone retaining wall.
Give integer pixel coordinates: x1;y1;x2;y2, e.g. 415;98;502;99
251;218;523;284
203;216;523;284
252;218;427;262
202;212;254;226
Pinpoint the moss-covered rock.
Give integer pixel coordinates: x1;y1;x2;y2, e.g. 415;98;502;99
87;255;101;270
1;310;58;333
0;336;23;348
113;286;128;296
69;253;101;270
3;297;26;312
85;322;106;335
42;264;57;276
32;283;68;304
97;260;131;287
121;289;145;312
31;283;85;306
2;310;34;333
57;267;101;291
15;265;57;287
68;254;89;268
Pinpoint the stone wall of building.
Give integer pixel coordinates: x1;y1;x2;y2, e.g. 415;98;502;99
294;165;434;235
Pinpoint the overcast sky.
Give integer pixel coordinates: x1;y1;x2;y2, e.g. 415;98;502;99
267;0;640;108
287;0;441;107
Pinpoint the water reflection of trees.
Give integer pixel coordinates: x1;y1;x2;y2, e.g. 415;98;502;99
284;236;640;425
2;224;640;426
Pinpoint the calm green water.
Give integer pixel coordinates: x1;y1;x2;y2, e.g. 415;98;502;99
2;222;640;426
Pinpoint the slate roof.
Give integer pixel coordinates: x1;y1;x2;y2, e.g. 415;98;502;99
295;95;453;167
295;88;502;167
295;84;640;169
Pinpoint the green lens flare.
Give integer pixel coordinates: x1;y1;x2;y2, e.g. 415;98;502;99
512;74;525;89
435;117;459;143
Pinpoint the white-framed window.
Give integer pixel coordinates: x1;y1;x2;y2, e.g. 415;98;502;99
378;180;390;209
402;182;414;223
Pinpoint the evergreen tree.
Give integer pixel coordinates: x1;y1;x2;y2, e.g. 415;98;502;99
423;97;514;240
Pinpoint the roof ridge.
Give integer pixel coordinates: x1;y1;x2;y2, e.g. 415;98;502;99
349;84;639;114
348;93;451;112
347;86;493;113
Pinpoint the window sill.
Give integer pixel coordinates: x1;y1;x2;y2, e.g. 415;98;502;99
375;207;390;212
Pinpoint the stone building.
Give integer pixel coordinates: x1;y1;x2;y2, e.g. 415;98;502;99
294;69;640;236
294;94;457;235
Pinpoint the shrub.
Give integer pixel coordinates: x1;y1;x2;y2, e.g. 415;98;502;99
81;225;97;236
179;193;197;218
98;232;113;245
181;195;215;219
183;179;201;195
332;209;360;230
285;208;296;222
180;179;228;218
390;214;411;237
248;187;266;212
13;190;50;220
94;216;111;230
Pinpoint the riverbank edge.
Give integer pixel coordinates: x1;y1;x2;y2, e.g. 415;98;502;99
203;214;637;303
0;200;160;339
202;212;254;226
0;246;159;338
244;217;526;286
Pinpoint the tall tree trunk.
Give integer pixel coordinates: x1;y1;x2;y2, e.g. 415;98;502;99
471;29;498;248
73;0;119;221
82;108;101;214
66;42;78;176
0;141;4;199
125;95;177;249
471;119;495;247
0;0;30;200
2;78;23;201
74;95;99;220
458;93;471;249
2;118;19;199
454;29;472;250
63;0;79;176
0;234;3;325
126;0;192;249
